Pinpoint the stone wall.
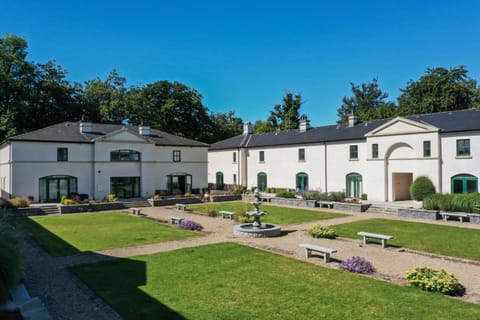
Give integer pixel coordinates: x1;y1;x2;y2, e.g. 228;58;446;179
333;202;371;212
398;208;440;220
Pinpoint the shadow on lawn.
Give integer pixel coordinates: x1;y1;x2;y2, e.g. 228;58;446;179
17;217;187;319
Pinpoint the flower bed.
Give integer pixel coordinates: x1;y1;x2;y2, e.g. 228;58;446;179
333;202;371;212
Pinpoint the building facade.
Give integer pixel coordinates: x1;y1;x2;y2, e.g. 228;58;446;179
0;121;208;202
208;110;480;202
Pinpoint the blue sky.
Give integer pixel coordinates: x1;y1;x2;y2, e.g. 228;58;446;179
2;1;480;126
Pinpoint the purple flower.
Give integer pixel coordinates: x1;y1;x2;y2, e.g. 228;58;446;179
177;220;203;231
339;256;375;274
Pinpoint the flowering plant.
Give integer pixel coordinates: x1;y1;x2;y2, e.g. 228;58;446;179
339;256;375;274
307;225;337;239
177;220;203;231
406;266;459;295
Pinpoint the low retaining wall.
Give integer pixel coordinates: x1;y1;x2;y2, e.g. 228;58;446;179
58;202;125;214
210;195;242;202
333;202;371;212
468;213;480;224
269;198;317;208
148;197;203;207
398;208;440;220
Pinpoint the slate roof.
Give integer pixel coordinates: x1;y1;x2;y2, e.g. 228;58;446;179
5;121;209;147
210;109;480;150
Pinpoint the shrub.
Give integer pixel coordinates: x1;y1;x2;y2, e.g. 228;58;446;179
0;222;22;302
177;220;203;231
406;266;460;295
229;188;246;195
184;192;192;198
339;256;375;274
410;176;436;201
9;197;31;208
234;203;255;223
329;191;346;202
107;194;118;202
303;191;321;200
61;196;78;205
423;193;480;213
307;225;337;239
276;191;296;198
361;193;368;200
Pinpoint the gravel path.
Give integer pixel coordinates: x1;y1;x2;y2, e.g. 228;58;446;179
20;205;480;319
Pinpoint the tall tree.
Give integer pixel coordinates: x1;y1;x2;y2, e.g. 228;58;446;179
269;92;302;130
397;66;477;115
253;119;276;133
337;79;396;123
208;111;242;143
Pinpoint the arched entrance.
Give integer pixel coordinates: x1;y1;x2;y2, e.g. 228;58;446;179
385;142;415;201
257;172;267;191
215;172;224;190
346;173;362;198
296;172;308;193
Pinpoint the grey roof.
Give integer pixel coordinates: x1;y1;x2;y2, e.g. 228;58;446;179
210;109;480;150
6;121;209;147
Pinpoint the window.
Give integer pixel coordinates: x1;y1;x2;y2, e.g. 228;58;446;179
423;141;431;157
233;174;237;185
173;150;181;162
57;148;68;161
111;150;140;161
259;151;265;162
451;174;478;194
298;148;305;161
456;139;470;157
349;145;358;160
233;152;237;163
371;144;378;159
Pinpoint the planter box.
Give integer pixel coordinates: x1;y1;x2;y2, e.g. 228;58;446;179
147;197;202;207
333;202;371;212
59;202;124;214
269;198;317;208
398;208;440;220
468;213;480;224
210;195;242;202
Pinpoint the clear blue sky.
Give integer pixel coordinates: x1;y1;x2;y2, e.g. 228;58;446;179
2;0;480;126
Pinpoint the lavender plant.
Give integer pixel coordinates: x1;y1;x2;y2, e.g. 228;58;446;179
177;220;203;231
339;256;375;274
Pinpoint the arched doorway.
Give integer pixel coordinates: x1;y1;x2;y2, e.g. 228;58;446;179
215;172;224;190
346;173;362;198
257;172;267;191
296;172;308;193
384;142;415;201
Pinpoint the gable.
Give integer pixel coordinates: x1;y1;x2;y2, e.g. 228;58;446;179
99;130;148;142
365;117;439;137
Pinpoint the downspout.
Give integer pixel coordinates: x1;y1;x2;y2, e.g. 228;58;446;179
438;132;442;193
8;142;13;199
324;142;328;192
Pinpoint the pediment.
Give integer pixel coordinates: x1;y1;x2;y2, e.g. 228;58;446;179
96;128;148;142
365;117;439;137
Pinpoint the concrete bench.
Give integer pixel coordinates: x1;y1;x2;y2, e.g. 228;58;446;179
299;243;337;263
317;201;335;208
130;207;142;216
220;210;235;220
168;216;184;224
357;231;393;248
175;203;188;211
440;212;469;223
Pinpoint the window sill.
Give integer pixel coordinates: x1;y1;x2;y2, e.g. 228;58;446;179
455;156;472;159
298;160;306;163
349;158;359;161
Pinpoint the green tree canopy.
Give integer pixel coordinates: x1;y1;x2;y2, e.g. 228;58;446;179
337;79;396;123
269;92;302;130
398;66;477;115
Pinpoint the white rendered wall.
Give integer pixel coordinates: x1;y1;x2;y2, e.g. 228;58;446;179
0;144;12;197
208;149;240;185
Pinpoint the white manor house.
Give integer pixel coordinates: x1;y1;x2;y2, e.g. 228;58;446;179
208;109;480;202
0;121;208;202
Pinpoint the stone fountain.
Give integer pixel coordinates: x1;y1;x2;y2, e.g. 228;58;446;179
233;188;281;237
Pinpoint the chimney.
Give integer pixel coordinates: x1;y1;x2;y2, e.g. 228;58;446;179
299;115;310;132
348;114;358;127
79;121;92;133
139;125;151;136
243;121;252;135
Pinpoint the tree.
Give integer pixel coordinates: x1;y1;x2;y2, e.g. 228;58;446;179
398;66;477;115
253;119;276;133
337;79;396;123
269;92;302;130
208;111;243;143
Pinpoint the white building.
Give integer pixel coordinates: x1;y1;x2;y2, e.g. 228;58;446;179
0;121;208;202
208;110;480;202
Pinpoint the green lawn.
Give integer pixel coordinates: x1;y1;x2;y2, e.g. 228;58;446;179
70;242;480;320
189;201;347;224
332;218;480;261
16;212;202;256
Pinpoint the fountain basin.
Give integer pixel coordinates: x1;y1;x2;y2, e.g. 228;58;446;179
233;223;282;237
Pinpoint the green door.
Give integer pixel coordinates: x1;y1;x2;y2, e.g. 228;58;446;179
346;173;362;198
257;173;267;192
296;173;308;192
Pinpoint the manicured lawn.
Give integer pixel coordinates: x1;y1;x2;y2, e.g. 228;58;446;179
189;201;347;224
332;218;480;261
70;242;480;320
16;212;202;256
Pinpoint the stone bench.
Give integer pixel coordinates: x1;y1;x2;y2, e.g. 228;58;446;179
175;203;188;211
219;210;235;220
299;243;337;263
168;216;184;224
440;212;469;223
317;201;335;208
130;207;142;216
357;231;393;248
